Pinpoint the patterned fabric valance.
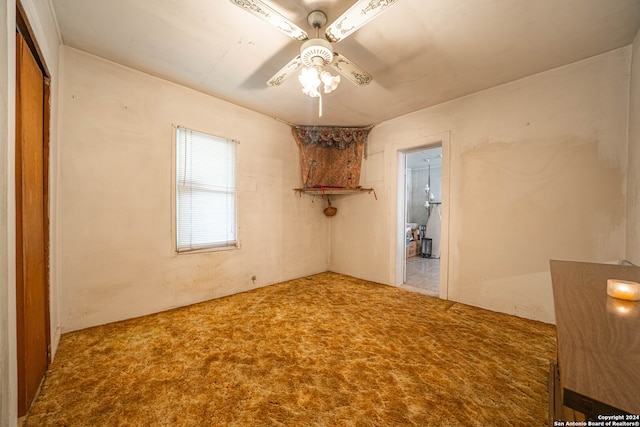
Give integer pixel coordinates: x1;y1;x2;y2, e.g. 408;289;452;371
293;126;370;149
292;126;372;189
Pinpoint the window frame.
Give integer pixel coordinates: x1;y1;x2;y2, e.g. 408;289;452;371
172;125;239;254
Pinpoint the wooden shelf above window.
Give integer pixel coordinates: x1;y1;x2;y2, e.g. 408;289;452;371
294;187;375;197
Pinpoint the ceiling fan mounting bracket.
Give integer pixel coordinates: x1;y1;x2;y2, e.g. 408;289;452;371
307;10;327;29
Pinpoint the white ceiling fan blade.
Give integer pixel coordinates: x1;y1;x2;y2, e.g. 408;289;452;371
331;52;373;86
325;0;400;43
267;55;303;86
229;0;308;41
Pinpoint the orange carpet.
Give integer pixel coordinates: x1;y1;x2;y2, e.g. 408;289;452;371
25;272;557;426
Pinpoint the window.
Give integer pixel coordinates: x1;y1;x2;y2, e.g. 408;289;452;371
175;127;238;252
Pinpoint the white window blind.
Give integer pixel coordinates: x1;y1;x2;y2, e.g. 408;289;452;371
176;127;238;252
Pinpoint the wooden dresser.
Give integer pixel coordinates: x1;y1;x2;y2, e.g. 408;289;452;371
549;260;640;420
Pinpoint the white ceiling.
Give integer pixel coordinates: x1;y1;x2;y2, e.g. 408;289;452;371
407;147;442;169
51;0;640;127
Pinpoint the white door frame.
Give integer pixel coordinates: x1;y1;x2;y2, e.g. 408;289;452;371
394;132;450;300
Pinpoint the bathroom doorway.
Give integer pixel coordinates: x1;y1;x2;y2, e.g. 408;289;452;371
403;146;443;296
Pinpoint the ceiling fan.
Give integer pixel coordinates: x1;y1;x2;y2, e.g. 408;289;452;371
229;0;400;110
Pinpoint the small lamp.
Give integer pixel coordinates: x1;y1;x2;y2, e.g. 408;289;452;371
606;279;640;301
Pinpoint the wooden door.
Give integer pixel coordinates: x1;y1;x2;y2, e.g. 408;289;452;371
16;31;49;417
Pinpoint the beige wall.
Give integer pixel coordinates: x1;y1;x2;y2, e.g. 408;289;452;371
57;47;329;332
627;29;640;265
330;48;631;324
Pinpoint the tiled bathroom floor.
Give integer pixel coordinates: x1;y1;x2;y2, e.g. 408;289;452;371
404;256;440;297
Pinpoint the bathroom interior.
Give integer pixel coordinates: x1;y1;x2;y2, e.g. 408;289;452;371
405;147;442;296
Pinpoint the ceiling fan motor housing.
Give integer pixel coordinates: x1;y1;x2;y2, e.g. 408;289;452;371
300;38;334;67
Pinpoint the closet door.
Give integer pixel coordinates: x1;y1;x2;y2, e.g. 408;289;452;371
16;30;49;417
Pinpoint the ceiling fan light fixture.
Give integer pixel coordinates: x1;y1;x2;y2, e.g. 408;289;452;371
299;66;322;98
298;65;340;118
299;66;341;98
321;71;340;93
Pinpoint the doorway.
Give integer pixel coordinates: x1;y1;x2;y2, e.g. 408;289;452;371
16;5;51;416
395;134;449;300
404;148;442;296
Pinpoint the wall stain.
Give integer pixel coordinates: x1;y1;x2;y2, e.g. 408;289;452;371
455;138;625;288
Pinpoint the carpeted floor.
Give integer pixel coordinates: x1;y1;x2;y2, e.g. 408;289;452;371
25;272;557;426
